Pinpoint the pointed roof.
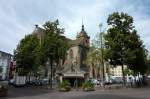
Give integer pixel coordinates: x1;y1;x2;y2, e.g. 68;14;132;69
81;23;84;31
76;24;89;38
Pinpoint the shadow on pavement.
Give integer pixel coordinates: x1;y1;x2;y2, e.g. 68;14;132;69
1;86;54;99
71;94;145;99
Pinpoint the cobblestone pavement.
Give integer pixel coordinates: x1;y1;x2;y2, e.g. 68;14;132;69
1;86;150;99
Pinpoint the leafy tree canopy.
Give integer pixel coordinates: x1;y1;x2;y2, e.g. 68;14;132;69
14;20;69;75
104;12;148;74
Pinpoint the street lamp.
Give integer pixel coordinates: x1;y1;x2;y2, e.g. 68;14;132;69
99;24;105;86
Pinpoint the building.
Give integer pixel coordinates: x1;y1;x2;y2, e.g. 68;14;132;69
110;66;122;77
0;51;12;80
57;24;90;86
110;65;127;77
32;24;128;83
33;24;90;86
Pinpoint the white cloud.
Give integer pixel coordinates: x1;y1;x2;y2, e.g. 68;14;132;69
0;0;150;54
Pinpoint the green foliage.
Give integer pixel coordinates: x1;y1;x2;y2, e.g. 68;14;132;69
85;46;102;66
124;30;148;74
124;68;133;75
59;80;71;90
14;20;69;76
84;45;103;78
104;12;148;74
105;12;134;65
82;80;94;89
14;34;39;75
42;20;69;65
145;57;150;74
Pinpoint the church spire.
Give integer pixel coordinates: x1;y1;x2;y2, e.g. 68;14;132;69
81;20;84;31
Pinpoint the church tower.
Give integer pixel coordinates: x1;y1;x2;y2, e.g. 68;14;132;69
76;24;90;71
57;24;90;86
76;24;90;48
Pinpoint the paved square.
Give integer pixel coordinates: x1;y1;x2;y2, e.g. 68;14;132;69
2;87;150;99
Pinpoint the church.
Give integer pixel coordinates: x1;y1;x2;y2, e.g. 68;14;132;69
33;23;90;87
57;24;90;86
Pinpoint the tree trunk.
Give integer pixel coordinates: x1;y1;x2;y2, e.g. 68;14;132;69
48;58;53;89
121;64;126;86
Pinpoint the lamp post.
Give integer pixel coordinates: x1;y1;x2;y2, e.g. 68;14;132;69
99;24;105;86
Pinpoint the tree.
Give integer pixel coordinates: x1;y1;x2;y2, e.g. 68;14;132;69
85;44;103;79
104;12;147;85
39;20;69;88
146;57;150;74
41;20;69;70
14;20;69;78
14;34;39;75
124;67;133;75
124;30;148;74
91;23;106;81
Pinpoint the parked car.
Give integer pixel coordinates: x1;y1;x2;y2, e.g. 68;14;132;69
111;76;123;84
41;78;49;85
89;79;100;85
104;80;113;85
31;79;43;86
26;78;50;86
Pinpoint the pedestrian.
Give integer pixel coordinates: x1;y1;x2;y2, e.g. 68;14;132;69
132;76;135;87
129;77;132;87
135;75;139;87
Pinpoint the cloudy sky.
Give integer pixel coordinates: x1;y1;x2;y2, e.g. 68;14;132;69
0;0;150;54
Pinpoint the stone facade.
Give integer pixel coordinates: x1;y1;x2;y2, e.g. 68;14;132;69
33;24;90;86
58;24;90;86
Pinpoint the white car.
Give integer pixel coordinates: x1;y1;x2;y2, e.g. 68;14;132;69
91;79;100;85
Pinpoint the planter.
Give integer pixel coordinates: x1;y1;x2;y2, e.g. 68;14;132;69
0;81;8;97
83;88;95;91
82;80;95;92
59;80;71;92
59;87;70;92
